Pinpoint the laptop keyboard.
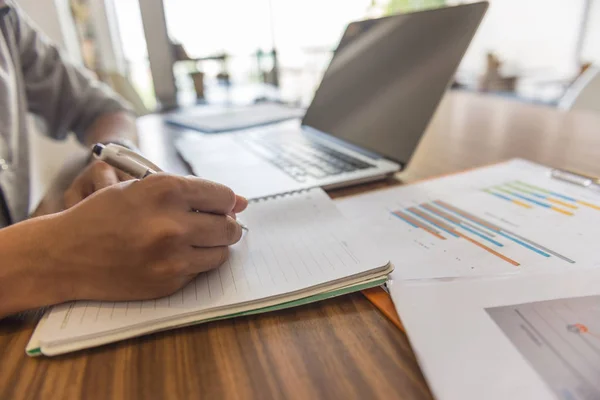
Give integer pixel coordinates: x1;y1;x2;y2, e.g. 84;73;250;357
240;134;375;182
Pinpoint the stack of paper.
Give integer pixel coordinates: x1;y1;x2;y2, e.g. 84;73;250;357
336;159;600;400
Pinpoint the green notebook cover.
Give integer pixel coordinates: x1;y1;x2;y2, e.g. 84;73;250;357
27;277;387;356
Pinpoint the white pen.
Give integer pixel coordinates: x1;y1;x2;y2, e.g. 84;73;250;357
92;143;249;231
92;143;161;179
551;168;600;192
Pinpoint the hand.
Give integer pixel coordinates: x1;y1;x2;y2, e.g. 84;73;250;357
42;174;248;303
64;160;133;209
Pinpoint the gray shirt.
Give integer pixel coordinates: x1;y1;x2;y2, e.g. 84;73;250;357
0;1;130;227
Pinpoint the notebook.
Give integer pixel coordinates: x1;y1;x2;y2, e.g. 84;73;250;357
26;188;392;356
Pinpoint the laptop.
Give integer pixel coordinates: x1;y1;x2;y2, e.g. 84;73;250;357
175;3;488;199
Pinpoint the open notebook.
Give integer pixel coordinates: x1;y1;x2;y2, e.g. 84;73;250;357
27;189;392;356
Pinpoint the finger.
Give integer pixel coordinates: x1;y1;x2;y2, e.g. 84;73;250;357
186;246;230;273
180;176;238;214
64;184;86;209
232;195;248;213
186;213;243;247
116;169;135;182
91;162;121;191
64;172;92;209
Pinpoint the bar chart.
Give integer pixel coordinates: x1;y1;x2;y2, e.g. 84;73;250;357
391;200;576;266
482;181;600;216
337;159;600;280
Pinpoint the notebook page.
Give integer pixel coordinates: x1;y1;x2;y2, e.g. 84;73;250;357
39;189;388;343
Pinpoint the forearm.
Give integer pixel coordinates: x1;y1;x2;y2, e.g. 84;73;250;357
0;217;64;319
82;111;138;148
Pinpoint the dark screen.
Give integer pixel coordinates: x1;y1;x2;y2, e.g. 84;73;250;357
302;3;488;164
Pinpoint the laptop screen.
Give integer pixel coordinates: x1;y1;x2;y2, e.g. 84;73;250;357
302;3;487;165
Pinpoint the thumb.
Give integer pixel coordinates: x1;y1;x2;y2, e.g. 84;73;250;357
91;162;121;191
232;195;248;213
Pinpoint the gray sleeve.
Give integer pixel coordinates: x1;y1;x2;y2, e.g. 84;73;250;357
11;6;133;142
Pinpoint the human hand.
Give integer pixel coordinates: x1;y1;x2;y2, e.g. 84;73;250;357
64;160;135;209
44;174;248;302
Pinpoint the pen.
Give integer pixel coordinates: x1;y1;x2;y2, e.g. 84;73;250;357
92;143;249;231
92;143;161;179
550;168;600;191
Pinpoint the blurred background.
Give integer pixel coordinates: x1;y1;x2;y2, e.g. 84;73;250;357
18;0;600;208
21;0;600;112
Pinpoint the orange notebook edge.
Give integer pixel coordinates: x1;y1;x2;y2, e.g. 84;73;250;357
362;286;404;332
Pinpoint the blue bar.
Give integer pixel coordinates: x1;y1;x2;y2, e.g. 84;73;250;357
548;191;577;202
419;206;504;247
434;201;552;258
521;191;546;199
460;225;505;246
497;232;551;258
486;191;513;202
391;212;419;228
405;209;460;238
514;181;577;202
507;192;552;208
434;202;499;233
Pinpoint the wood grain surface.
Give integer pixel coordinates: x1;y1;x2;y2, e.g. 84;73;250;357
3;90;600;400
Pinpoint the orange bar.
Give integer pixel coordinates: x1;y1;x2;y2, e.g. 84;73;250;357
434;201;501;232
419;202;519;266
547;198;578;209
454;231;520;267
408;207;457;233
393;211;446;240
550;207;573;216
421;204;464;224
512;200;532;208
578;200;600;211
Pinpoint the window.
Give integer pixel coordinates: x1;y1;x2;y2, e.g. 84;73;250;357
162;0;374;105
449;0;587;102
112;0;157;109
111;0;593;107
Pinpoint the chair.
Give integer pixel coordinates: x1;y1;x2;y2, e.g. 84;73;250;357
558;66;600;113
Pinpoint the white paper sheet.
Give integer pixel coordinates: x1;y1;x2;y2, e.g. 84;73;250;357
389;269;600;400
336;159;600;280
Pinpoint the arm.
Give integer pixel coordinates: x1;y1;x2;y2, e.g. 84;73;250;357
0;217;62;319
1;176;248;319
82;110;138;147
10;6;139;207
12;5;137;144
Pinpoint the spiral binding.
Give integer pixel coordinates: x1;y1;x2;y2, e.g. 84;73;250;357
249;187;315;203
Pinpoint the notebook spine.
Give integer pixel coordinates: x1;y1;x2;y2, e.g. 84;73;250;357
249;188;315;203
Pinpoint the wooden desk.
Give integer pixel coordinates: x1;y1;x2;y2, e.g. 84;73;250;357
3;91;600;399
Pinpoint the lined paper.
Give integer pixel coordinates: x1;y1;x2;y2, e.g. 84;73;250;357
39;189;386;343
